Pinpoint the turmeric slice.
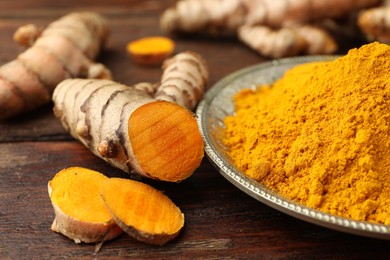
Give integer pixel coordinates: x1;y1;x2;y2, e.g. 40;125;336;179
101;177;185;245
48;167;123;243
127;36;175;66
129;101;204;182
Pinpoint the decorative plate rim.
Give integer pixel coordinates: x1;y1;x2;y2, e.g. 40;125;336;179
196;56;390;239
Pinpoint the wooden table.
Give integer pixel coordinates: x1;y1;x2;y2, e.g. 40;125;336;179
1;1;390;259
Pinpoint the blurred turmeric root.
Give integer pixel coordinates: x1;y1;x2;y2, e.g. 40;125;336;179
358;1;390;44
160;0;380;58
0;12;111;119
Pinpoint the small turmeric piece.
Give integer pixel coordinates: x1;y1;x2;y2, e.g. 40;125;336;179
48;167;123;243
101;177;185;245
127;36;175;66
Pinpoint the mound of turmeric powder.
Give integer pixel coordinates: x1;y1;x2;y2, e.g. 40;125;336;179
223;42;390;225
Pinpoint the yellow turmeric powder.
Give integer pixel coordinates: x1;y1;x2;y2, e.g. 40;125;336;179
223;42;390;225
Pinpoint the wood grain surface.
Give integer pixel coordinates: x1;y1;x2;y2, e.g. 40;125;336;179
1;1;390;259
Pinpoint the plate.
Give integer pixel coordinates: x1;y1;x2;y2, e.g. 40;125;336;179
196;56;390;239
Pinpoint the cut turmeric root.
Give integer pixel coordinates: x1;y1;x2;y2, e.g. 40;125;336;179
53;79;204;182
48;167;123;243
53;51;207;182
101;177;185;245
127;36;175;66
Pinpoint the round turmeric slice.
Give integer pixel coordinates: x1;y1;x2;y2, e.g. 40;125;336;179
48;167;123;243
127;36;175;66
101;177;185;245
128;100;204;182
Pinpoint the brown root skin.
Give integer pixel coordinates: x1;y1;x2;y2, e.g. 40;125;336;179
293;24;338;55
155;51;208;111
53;79;154;178
48;167;123;243
238;25;307;58
133;82;158;96
101;178;185;246
13;24;43;47
0;12;111;120
50;203;122;244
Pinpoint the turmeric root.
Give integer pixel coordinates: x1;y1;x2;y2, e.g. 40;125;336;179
0;12;111;119
238;24;338;58
160;0;379;58
358;5;390;44
155;51;208;110
52;51;207;182
237;25;307;58
127;36;175;66
101;177;185;245
48;167;123;243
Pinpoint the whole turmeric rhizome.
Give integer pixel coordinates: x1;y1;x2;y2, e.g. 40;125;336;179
48;167;184;246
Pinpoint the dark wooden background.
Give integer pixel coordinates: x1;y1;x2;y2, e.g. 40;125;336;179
1;0;390;259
